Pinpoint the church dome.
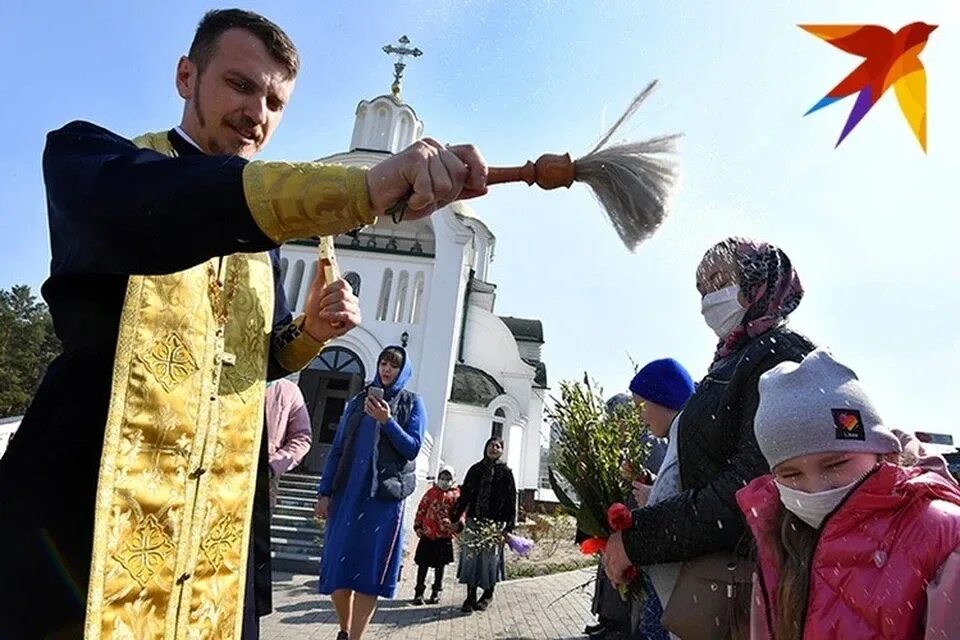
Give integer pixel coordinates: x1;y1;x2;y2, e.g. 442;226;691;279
449;364;504;407
350;94;423;154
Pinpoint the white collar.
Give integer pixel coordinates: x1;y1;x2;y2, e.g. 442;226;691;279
174;126;205;153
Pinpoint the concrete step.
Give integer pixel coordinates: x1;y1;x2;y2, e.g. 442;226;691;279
271;535;322;549
278;476;320;490
276;486;317;498
279;472;321;484
271;523;323;541
271;512;325;527
275;495;316;509
270;548;320;575
273;503;316;517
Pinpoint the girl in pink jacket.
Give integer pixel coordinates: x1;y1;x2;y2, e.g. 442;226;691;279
736;348;960;639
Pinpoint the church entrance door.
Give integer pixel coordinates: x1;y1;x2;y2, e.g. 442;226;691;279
298;347;366;473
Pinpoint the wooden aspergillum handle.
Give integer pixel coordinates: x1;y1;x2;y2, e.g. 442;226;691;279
486;153;576;190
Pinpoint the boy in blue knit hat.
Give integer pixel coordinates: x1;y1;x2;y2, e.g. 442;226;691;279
627;358;695;640
629;358;695;442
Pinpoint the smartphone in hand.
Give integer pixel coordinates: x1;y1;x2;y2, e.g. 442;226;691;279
367;386;384;400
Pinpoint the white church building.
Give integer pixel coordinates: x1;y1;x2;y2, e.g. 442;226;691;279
279;78;549;511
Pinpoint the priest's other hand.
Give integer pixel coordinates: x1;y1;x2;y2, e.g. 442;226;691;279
602;531;634;587
366;137;488;220
303;268;361;343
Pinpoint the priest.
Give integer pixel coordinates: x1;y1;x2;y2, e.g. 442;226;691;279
0;9;487;639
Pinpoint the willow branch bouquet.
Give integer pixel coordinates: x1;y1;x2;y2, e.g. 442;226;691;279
547;377;651;598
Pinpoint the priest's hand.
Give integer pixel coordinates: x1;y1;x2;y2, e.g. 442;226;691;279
364;396;391;423
302;267;361;343
602;531;634;587
366;138;488;220
315;496;331;519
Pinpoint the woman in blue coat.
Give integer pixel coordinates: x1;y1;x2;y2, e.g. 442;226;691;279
315;346;425;640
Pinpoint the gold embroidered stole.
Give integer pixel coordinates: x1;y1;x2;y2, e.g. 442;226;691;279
84;132;273;640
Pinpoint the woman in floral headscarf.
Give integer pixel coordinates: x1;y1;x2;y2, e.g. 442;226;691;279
603;238;817;639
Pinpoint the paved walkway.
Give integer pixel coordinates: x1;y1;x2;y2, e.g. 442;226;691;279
261;567;597;640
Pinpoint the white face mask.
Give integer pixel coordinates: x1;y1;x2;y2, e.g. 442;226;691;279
701;285;747;339
775;479;859;529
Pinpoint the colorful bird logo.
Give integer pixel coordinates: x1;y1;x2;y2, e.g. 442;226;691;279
800;22;937;151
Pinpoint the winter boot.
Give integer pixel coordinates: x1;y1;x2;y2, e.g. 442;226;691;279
461;586;478;613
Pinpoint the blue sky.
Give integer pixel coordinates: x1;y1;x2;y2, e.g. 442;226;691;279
1;1;958;441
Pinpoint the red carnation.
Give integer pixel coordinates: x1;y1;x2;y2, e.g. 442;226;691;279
579;536;607;555
607;503;633;532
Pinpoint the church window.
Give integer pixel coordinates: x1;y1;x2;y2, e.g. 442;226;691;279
491;407;506;439
393;271;409;323
409;271;426;324
308;346;366;377
377;268;393;321
343;271;361;297
288;259;306;310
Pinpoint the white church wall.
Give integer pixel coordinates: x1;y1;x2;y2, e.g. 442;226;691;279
442;403;495;481
462;309;537;389
507;424;524;474
522;390;548;491
279;243;434;391
416;209;474;472
443;400;539;495
457;213;496;282
0;417;21;460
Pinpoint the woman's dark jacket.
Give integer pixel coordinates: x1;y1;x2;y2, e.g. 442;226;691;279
453;460;518;532
622;326;815;565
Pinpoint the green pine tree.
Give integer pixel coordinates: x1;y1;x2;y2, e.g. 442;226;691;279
0;285;61;417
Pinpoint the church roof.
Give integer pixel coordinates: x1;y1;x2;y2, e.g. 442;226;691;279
449;364;504;407
357;93;422;120
449;201;479;220
526;360;548;389
499;316;544;344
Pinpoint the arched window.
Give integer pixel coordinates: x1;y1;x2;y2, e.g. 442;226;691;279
308;346;366;379
304;261;319;311
491;407;506;439
288;259;306;310
343;271;361;297
377;268;393;321
409;271;425;324
393;271;409;323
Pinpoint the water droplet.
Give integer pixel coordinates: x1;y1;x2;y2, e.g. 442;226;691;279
873;550;887;568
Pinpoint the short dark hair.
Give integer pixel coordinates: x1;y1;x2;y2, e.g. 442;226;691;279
188;9;300;79
379;348;405;369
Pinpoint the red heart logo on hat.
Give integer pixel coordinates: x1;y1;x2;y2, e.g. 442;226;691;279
836;412;860;431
